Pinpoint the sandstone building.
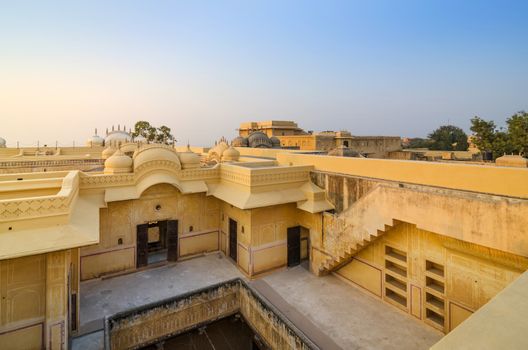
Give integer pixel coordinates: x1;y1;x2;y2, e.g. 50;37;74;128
237;120;402;157
0;130;527;349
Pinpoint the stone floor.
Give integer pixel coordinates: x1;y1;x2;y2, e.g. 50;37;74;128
78;253;242;335
262;263;442;350
73;255;442;350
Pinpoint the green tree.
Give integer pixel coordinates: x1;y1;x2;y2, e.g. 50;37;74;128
491;130;515;157
404;138;432;149
132;121;174;144
428;125;469;151
132;121;157;141
470;117;496;153
506;111;528;155
155;125;174;144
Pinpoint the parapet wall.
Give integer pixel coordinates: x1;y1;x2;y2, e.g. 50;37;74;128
276;152;528;198
105;279;318;350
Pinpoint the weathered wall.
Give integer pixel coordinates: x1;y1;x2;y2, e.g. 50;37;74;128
80;184;221;280
108;282;239;349
278;153;528;199
0;254;46;349
106;279;317;350
0;250;72;350
250;203;298;276
220;202;252;274
336;221;528;333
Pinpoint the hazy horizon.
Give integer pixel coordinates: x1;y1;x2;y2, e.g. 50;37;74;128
1;1;527;147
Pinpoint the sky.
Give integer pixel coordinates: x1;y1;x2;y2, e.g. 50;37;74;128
0;0;527;147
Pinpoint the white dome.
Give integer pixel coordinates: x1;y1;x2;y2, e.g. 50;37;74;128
86;135;104;147
0;137;6;148
105;131;132;146
134;135;147;143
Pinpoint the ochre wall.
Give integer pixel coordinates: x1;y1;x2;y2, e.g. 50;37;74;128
80;184;221;280
0;250;72;350
277;152;528;199
0;254;46;350
336;221;528;333
220;202;252;275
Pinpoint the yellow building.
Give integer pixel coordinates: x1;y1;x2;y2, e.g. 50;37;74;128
236;120;402;157
0;135;527;349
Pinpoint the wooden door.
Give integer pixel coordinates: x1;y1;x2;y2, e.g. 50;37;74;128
167;220;178;262
229;219;237;262
287;226;301;267
158;220;168;249
137;224;149;268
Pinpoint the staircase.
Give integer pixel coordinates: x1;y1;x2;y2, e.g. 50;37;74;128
319;222;392;273
316;182;527;274
318;185;393;274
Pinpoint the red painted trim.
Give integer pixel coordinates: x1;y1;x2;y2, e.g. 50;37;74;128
0;320;43;336
448;301;474;331
410;284;422;320
80;244;134;258
179;229;218;239
80;246;135;281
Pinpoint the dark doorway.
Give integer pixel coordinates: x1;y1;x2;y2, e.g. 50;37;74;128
167;220;178;262
287;226;301;267
136;220;178;268
229;218;238;262
343;140;349;147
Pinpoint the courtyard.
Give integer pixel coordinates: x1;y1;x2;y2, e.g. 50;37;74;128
73;253;441;350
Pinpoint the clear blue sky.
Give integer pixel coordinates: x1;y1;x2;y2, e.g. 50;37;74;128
0;0;527;146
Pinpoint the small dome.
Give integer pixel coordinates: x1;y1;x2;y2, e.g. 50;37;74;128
270;136;281;148
119;142;138;155
133;144;182;171
104;149;133;174
0;137;6;148
222;146;240;162
134;135;147;143
248;131;272;148
207;141;229;161
215;141;229;154
102;146;117;159
231;136;249;147
86;135;104;147
179;145;201;169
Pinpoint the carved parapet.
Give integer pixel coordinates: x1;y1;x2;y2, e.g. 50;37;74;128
105;279;319;350
0;171;79;222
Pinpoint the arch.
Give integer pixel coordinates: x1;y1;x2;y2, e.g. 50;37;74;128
136;171;184;197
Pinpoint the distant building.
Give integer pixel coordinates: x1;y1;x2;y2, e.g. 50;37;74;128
237;120;402;158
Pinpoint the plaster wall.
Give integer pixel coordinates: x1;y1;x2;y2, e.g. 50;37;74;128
80;184;221;280
336;221;528;333
278;153;528;198
0;250;72;350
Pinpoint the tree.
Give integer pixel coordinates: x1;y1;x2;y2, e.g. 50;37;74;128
470;113;527;159
428;125;469;151
132;121;157;142
470;117;496;153
132;121;174;144
404;138;432;149
155;125;174;144
507;111;528;155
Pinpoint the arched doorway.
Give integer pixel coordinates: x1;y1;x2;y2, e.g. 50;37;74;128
137;219;178;268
